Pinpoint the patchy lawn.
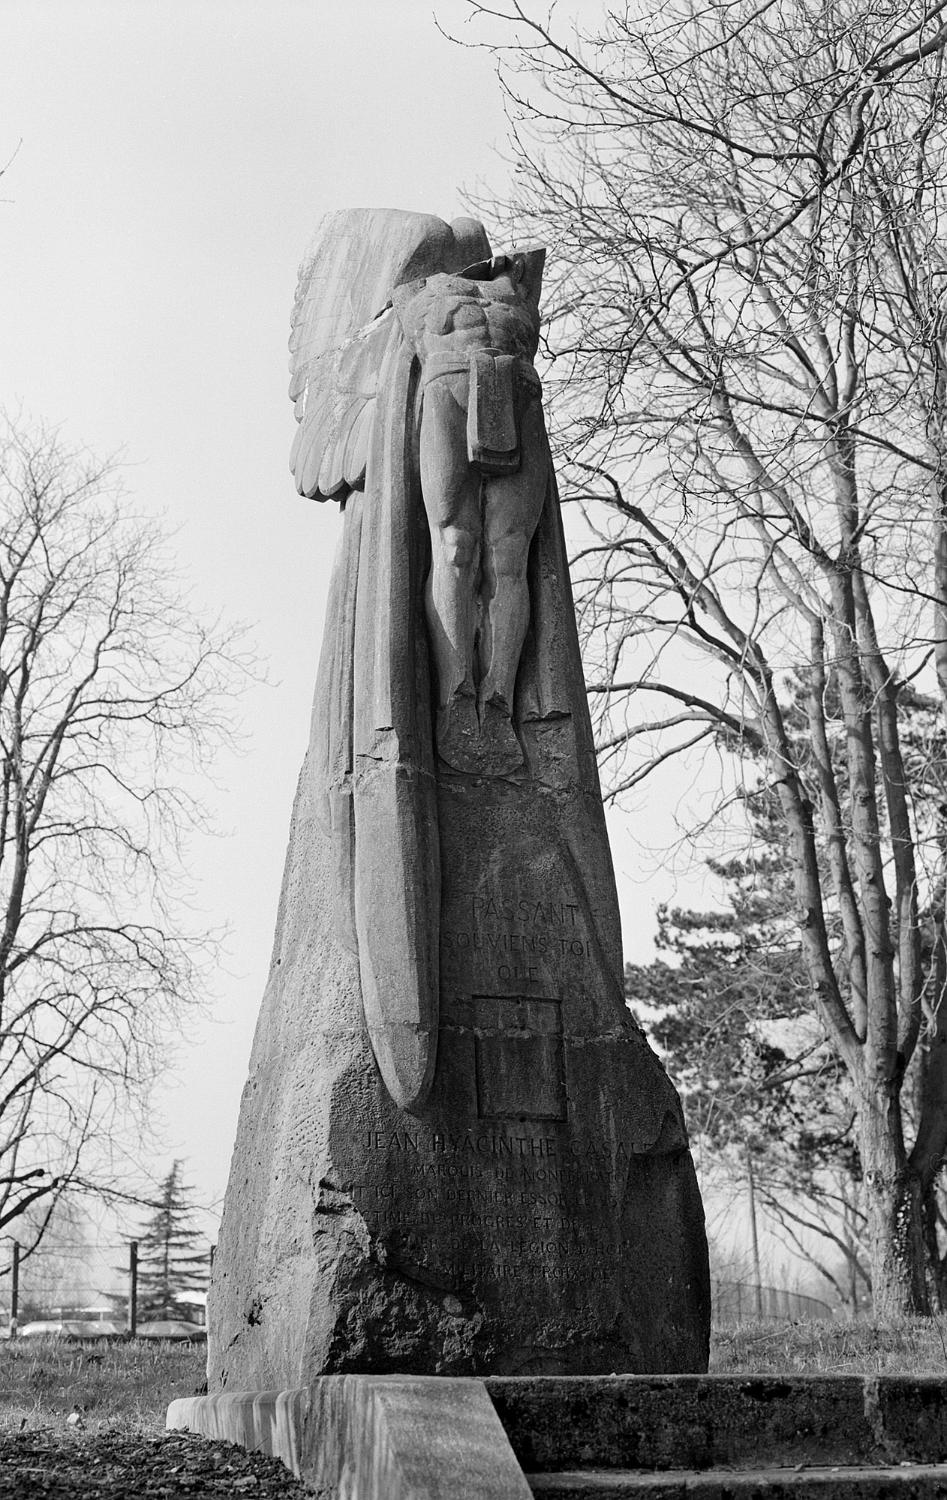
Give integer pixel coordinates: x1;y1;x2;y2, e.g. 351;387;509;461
711;1316;947;1375
0;1337;205;1433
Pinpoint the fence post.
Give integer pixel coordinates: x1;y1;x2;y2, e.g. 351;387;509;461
10;1242;19;1340
745;1145;764;1319
127;1241;138;1338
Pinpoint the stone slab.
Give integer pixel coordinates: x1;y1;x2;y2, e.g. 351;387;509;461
528;1468;947;1498
485;1375;947;1472
302;1375;533;1499
167;1375;531;1500
168;1376;947;1498
166;1387;308;1475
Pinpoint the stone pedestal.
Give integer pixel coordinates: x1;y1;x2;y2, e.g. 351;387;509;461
207;715;709;1386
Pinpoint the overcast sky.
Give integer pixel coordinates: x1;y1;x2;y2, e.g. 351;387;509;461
0;0;711;1240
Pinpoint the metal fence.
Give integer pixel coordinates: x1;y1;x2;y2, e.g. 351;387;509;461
712;1279;833;1325
0;1238;210;1337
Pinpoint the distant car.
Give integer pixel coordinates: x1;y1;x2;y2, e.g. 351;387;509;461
13;1320;63;1339
16;1319;125;1340
135;1318;206;1342
61;1319;125;1340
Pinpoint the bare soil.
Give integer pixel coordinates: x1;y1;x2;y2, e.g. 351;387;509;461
0;1425;310;1497
0;1339;308;1496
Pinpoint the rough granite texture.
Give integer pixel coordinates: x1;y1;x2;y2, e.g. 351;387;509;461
484;1375;947;1471
207;676;709;1382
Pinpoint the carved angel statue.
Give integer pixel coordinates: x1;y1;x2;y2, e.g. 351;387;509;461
289;210;600;1115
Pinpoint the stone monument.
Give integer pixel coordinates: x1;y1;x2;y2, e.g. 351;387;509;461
208;209;710;1387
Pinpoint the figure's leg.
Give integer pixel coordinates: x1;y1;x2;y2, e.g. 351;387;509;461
479;398;548;713
418;376;482;710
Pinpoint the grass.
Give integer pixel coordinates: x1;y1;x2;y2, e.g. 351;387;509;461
711;1316;947;1375
0;1337;205;1434
3;1320;947;1437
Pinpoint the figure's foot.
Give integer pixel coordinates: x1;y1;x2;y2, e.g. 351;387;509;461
478;696;525;776
436;693;525;776
436;693;482;773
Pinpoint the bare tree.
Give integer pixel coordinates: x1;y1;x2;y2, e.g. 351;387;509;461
461;0;947;1313
0;418;248;1254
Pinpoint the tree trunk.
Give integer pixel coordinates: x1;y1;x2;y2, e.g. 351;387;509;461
860;1087;931;1316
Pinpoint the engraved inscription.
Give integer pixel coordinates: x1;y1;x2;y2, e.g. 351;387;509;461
471;895;581;926
350;1127;626;1286
442;889;594;984
412;887;613;1287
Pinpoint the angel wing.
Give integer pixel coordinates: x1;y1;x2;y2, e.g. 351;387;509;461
289;305;396;501
289;209;491;502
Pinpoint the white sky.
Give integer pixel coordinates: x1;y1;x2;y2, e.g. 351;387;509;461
0;0;713;1240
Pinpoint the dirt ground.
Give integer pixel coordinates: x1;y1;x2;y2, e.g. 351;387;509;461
0;1425;310;1497
0;1340;308;1496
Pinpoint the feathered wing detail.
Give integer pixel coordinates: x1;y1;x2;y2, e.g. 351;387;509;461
289;208;491;504
290;309;397;501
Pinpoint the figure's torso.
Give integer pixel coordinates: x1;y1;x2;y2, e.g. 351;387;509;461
396;272;540;362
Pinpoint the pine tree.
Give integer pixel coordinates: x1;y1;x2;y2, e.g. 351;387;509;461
135;1162;208;1322
626;751;869;1306
627;888;867;1306
627;686;947;1307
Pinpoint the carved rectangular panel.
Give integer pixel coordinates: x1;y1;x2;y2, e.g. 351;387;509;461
474;995;567;1122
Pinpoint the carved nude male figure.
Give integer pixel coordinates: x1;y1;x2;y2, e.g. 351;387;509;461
393;246;547;772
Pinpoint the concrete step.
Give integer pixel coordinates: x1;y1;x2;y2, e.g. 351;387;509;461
526;1465;947;1497
169;1375;947;1496
485;1376;947;1474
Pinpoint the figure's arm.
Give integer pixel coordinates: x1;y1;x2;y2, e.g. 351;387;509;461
390;277;431;358
510;245;546;315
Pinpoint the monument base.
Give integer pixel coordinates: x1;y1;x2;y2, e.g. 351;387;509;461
169;1373;947;1498
208;725;709;1387
167;1378;531;1498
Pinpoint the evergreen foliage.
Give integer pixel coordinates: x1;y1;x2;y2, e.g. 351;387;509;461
625;821;867;1306
135;1162;207;1322
626;680;947;1306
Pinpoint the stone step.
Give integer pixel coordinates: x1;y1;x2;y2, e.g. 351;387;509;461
485;1376;947;1474
169;1375;947;1497
526;1465;947;1497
